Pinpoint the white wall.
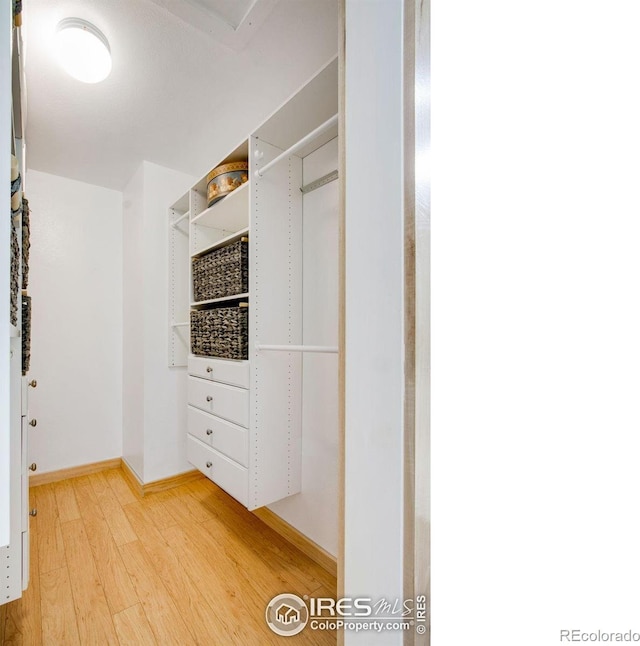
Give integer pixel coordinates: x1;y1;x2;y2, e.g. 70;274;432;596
142;162;195;482
267;138;339;556
27;170;123;473
122;165;145;478
122;161;195;483
344;1;405;644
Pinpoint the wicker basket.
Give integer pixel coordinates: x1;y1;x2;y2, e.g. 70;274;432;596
22;197;30;290
192;238;248;302
22;294;31;376
190;305;248;360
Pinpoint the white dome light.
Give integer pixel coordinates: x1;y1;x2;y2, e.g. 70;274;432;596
55;18;111;84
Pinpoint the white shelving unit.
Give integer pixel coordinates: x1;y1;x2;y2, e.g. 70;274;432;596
168;192;190;367
176;56;339;511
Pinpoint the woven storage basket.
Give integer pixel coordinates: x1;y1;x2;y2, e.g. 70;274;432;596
190;305;248;360
22;197;30;290
192;239;248;302
22;294;31;376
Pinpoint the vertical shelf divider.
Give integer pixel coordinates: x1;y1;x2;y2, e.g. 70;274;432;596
168;195;190;367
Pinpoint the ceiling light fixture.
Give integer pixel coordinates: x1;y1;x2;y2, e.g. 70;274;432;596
55;18;111;84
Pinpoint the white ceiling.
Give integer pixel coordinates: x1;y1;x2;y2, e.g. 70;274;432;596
23;0;338;190
185;0;255;28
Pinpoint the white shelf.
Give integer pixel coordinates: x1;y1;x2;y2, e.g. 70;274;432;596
192;141;249;195
254;57;338;159
191;228;249;259
170;191;190;213
170;211;189;228
191;181;250;232
257;114;338;178
171;322;189;327
191;293;249;308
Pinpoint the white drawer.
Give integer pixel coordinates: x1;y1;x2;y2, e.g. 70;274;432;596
187;376;249;428
188;355;250;389
187;406;248;467
187;435;247;506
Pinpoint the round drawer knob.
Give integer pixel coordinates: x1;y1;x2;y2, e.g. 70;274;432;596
206;461;212;468
30;509;37;517
29;419;37;427
206;396;213;402
206;367;213;373
206;429;213;435
28;379;37;388
29;463;37;471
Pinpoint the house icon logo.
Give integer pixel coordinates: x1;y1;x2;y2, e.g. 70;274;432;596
266;593;309;636
276;603;300;625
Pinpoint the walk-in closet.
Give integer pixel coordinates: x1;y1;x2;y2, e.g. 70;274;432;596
1;1;424;645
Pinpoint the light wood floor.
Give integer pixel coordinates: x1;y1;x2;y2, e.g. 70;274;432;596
1;469;336;645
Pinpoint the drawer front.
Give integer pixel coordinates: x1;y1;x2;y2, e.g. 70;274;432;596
187;376;249;428
187;435;247;506
188;355;250;389
187;406;248;467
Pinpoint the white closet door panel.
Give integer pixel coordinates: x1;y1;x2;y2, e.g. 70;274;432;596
20;377;27;416
0;0;11;549
188;355;249;389
187;406;248;467
187;435;248;505
21;530;29;591
21;417;27;533
3;337;24;600
187;376;249;428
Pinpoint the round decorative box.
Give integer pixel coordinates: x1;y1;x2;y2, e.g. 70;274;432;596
206;161;249;207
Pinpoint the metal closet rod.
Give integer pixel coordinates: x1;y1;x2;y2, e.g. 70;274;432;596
256;344;338;354
256;113;339;178
300;169;338;195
